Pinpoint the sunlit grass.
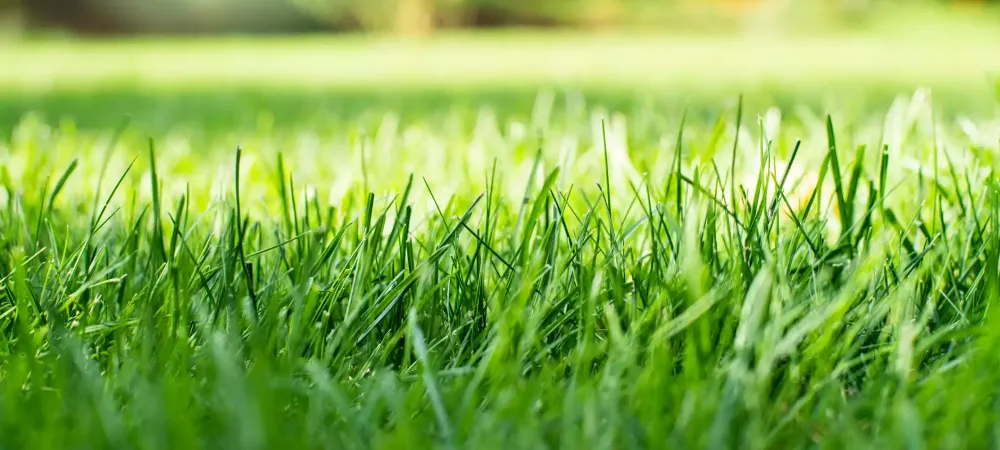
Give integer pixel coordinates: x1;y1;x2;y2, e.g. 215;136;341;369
3;32;1000;93
2;83;1000;448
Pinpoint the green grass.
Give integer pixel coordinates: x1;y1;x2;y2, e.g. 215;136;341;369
4;31;1000;93
5;35;1000;448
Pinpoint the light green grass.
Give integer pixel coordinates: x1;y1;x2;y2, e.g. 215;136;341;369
2;82;1000;448
3;31;1000;93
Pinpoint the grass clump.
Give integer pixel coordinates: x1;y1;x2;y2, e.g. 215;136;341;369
0;88;999;449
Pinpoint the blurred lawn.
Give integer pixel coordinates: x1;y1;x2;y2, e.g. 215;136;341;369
1;29;999;133
4;31;1000;90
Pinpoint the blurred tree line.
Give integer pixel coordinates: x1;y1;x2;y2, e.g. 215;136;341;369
0;0;995;35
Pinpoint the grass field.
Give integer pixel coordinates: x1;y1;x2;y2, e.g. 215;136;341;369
4;32;1000;92
3;33;1000;448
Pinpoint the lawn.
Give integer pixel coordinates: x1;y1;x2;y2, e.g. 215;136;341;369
2;33;1000;448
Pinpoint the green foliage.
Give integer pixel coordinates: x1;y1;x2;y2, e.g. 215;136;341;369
1;82;999;448
285;0;1000;32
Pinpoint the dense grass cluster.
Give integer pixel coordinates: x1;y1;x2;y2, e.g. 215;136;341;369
2;88;1000;448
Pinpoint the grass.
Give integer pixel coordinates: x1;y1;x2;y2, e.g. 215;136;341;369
4;31;1000;93
4;34;1000;448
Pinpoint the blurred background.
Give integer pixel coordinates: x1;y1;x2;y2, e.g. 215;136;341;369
2;0;1000;135
0;0;996;36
